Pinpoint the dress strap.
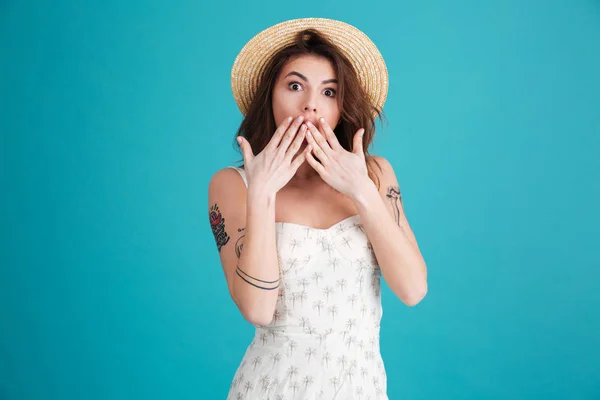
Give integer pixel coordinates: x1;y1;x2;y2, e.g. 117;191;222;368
227;166;248;188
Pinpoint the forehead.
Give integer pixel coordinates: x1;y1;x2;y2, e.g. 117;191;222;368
280;55;336;78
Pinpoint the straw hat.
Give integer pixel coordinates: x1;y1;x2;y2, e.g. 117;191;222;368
231;18;388;117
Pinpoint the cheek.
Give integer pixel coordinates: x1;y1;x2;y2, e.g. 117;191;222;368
272;88;294;115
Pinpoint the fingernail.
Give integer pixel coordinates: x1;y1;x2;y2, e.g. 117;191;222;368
319;117;325;123
360;129;365;136
297;115;304;122
237;137;242;144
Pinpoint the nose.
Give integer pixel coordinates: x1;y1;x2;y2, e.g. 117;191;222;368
303;91;318;114
303;104;317;113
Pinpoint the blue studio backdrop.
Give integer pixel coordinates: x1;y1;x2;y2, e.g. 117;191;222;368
1;0;599;399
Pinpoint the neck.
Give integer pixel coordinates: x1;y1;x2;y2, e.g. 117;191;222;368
293;161;320;181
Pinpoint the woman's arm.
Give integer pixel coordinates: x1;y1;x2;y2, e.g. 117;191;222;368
350;156;428;306
208;168;280;326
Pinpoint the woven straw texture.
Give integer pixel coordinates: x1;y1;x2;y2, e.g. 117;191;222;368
231;18;388;117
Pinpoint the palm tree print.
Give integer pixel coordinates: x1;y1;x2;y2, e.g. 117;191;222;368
330;376;340;392
298;290;308;305
251;356;262;371
346;368;354;383
289;238;301;252
322;286;334;301
259;375;270;391
346;318;356;331
244;381;254;395
357;275;365;290
260;333;269;346
330;257;340;271
313;299;325;316
270;352;281;368
302;375;314;389
311;271;323;287
299;317;310;329
287;340;297;356
328;305;338;321
347;294;358;307
336;278;347;292
290;381;299;396
299;278;310;290
286;366;299;380
360;367;368;378
305;347;317;362
346;335;357;349
341;235;353;248
356;386;364;399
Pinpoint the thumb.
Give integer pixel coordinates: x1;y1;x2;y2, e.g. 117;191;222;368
352;129;365;158
237;136;254;163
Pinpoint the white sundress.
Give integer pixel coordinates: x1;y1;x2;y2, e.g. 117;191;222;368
226;166;388;400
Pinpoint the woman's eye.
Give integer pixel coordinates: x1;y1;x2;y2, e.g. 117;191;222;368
289;82;301;91
324;89;336;97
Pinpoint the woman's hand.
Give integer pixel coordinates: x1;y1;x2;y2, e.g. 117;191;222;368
237;116;309;196
305;118;373;200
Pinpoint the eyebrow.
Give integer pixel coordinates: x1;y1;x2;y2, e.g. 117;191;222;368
284;71;338;85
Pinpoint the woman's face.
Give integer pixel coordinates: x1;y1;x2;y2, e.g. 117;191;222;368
272;54;341;134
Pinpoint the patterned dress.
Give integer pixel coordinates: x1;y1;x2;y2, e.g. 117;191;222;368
226;167;388;400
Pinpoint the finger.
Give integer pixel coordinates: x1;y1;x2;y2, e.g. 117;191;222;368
318;117;342;150
352;129;365;158
276;116;305;156
305;146;326;175
237;136;255;163
290;146;309;171
306;121;333;156
267;116;294;150
306;130;329;165
284;125;307;162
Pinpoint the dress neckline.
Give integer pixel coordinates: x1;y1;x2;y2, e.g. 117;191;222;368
275;214;360;232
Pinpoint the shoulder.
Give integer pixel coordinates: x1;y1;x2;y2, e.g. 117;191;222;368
208;167;247;195
368;155;397;182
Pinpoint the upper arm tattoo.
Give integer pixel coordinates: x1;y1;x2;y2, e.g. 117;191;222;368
235;228;245;258
385;185;402;226
209;204;230;252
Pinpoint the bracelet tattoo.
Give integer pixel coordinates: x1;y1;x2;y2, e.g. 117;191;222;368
236;266;280;290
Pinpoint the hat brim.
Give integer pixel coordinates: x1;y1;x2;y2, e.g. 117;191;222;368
231;18;388;118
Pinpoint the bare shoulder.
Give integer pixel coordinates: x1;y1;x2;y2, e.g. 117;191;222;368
368;155;399;190
208;167;246;194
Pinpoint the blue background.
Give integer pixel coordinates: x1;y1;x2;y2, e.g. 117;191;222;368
1;0;599;398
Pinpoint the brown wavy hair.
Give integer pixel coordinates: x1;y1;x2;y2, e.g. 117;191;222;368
234;28;386;188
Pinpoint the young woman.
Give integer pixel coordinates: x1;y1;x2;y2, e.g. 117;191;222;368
209;18;427;399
